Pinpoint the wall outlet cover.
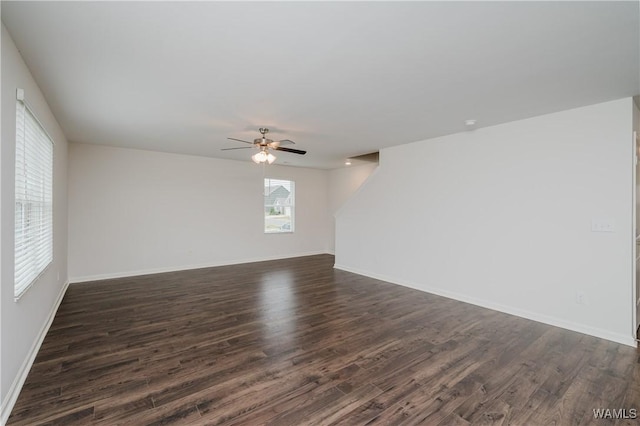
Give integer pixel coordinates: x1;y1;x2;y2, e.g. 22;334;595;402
591;219;615;233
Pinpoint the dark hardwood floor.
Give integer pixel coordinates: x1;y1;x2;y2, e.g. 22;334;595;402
7;254;640;425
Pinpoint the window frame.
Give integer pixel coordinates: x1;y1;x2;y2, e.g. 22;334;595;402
264;178;295;234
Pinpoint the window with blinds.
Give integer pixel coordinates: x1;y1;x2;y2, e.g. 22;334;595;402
14;91;54;299
264;178;294;233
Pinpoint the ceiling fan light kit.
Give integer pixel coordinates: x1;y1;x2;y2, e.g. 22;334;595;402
252;150;276;164
223;127;306;165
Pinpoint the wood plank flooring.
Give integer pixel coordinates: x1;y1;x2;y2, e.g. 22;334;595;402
7;254;640;425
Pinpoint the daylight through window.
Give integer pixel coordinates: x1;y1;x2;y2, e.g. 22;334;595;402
14;93;54;299
264;178;294;233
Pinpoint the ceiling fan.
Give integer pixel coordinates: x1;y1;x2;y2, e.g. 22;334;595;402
222;128;307;164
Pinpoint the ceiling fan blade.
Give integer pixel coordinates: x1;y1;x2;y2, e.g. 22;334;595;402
221;146;254;151
266;139;295;149
274;146;307;155
227;137;255;145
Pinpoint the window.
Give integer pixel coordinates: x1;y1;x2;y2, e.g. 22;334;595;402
264;178;294;233
14;90;54;299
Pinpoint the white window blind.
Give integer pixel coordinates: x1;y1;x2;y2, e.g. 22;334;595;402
14;92;54;299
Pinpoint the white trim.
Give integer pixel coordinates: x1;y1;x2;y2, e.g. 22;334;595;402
334;263;637;348
1;280;70;425
70;252;331;284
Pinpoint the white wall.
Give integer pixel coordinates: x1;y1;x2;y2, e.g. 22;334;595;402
68;143;331;281
336;98;636;346
1;24;69;420
635;98;640;233
635;100;640;231
327;162;377;253
634;98;639;332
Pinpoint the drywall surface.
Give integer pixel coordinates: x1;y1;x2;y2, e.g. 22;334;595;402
336;98;635;345
68;143;330;281
634;99;639;332
327;163;377;253
1;24;69;414
634;99;639;231
635;100;640;230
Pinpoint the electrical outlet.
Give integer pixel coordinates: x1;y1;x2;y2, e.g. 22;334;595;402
576;292;586;305
591;219;615;233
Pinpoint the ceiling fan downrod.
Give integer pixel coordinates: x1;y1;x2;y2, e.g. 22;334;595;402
259;128;269;145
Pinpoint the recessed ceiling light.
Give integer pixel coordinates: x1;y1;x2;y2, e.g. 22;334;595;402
465;119;477;127
345;159;352;166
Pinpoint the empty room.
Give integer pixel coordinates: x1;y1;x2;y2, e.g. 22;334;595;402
1;1;640;425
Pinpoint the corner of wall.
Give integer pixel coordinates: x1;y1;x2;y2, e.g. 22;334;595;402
0;281;70;424
333;164;379;219
1;23;70;418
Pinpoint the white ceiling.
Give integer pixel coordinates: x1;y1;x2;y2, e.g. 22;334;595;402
2;1;639;169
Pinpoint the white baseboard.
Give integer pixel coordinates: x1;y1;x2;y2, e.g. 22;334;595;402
70;252;333;284
334;263;637;348
1;280;70;425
